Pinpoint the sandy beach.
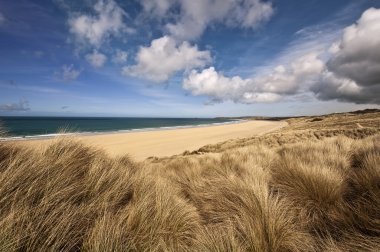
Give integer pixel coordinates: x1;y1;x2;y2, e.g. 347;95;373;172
18;120;287;160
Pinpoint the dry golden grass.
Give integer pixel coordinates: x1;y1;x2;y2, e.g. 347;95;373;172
178;109;380;156
0;110;379;251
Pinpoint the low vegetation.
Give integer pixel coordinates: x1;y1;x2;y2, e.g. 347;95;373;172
179;109;380;156
0;110;379;251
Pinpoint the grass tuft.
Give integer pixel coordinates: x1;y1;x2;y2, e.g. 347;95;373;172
0;111;379;251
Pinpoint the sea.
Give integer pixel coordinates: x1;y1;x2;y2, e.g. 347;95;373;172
0;117;238;139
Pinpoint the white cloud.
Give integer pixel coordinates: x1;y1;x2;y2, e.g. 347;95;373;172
255;53;325;94
312;72;363;101
141;0;273;40
168;0;273;40
183;67;282;103
140;0;176;16
59;64;82;82
183;53;324;103
327;8;380;86
312;8;380;104
312;69;380;104
112;49;128;64
86;50;107;68
184;67;249;102
237;0;273;28
68;0;124;48
123;36;211;82
184;8;380;105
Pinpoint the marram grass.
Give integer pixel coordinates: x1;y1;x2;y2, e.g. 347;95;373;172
0;112;380;251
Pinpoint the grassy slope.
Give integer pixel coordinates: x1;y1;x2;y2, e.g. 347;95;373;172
0;110;379;251
177;109;380;156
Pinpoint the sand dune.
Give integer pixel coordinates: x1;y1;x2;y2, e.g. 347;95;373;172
21;120;287;160
2;112;380;251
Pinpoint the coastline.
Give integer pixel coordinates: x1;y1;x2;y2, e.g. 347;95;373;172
0;119;243;141
12;120;287;160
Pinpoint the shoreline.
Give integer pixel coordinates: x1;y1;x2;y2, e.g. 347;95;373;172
0;119;244;141
12;120;287;160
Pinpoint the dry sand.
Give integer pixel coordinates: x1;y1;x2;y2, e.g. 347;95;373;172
18;120;287;160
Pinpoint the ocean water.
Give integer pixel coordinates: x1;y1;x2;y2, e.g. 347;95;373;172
0;117;236;138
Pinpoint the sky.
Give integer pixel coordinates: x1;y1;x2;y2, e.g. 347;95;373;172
0;0;380;117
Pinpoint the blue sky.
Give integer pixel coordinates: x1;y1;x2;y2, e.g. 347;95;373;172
0;0;379;117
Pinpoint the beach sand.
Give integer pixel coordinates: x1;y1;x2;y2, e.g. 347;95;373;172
18;120;287;160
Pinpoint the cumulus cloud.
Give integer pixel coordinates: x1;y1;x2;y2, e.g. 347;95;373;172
86;50;107;68
123;36;211;82
184;67;250;102
315;8;380;104
312;72;380;104
184;67;282;103
183;53;324;103
112;49;128;64
327;8;380;86
312;69;380;104
141;0;273;40
255;53;325;94
68;0;124;48
184;8;380;105
0;98;30;112
57;64;81;82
